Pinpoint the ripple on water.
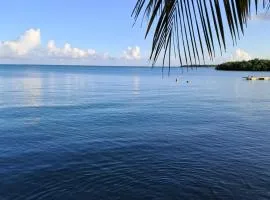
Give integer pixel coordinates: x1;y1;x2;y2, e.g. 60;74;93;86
1;66;270;199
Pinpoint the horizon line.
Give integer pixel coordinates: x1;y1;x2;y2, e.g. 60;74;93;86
0;63;216;68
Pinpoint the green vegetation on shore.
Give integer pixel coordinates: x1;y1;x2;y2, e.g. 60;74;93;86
216;59;270;71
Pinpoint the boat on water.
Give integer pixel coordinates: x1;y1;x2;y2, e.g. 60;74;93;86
244;76;270;80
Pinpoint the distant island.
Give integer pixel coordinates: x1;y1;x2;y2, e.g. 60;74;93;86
216;59;270;71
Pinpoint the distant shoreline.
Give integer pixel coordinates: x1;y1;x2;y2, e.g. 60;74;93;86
216;59;270;71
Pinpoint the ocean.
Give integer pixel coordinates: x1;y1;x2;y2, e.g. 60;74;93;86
1;65;270;199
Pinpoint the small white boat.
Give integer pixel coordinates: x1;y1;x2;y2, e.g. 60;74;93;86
244;76;270;81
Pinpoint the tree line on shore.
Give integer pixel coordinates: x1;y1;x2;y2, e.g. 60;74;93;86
216;59;270;71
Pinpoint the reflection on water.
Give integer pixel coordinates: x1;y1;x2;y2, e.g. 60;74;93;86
0;72;43;108
0;78;3;106
20;76;42;107
1;66;270;200
133;76;140;95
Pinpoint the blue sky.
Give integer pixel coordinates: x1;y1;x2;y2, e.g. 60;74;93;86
0;0;269;66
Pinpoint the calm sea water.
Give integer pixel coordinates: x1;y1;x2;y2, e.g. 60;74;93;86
1;65;270;200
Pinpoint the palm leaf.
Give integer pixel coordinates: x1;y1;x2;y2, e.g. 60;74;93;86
132;0;270;67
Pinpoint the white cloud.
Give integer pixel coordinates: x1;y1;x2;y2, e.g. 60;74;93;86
0;29;41;58
102;52;115;60
122;46;141;60
251;13;270;21
0;29;144;65
210;49;252;64
47;40;96;59
231;49;251;61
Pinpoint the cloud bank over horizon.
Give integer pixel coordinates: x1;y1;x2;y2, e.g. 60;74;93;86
252;13;270;21
122;46;141;60
0;28;143;65
0;29;41;58
0;28;262;66
47;40;96;59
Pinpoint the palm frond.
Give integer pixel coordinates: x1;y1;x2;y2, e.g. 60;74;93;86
132;0;270;66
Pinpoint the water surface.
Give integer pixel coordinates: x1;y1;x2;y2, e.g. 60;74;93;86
1;65;270;199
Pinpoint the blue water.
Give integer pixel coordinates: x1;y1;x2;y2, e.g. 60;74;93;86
1;65;270;200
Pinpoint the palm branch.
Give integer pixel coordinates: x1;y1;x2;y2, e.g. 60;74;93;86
132;0;270;67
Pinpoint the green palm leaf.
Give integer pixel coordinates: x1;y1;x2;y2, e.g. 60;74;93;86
132;0;270;66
